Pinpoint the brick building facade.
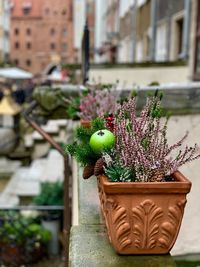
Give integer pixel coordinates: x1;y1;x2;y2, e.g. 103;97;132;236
10;0;74;74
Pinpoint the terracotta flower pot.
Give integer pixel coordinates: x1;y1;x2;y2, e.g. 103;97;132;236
97;171;191;255
80;119;91;128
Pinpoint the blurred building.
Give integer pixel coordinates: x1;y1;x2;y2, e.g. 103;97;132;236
10;0;75;74
95;0;120;63
73;0;86;63
94;0;200;80
86;0;95;62
73;0;95;63
0;0;10;62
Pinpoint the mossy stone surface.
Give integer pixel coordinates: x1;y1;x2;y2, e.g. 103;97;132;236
78;168;101;225
69;225;177;267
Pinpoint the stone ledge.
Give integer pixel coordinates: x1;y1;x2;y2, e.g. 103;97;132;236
78;168;101;225
69;225;177;267
70;167;177;266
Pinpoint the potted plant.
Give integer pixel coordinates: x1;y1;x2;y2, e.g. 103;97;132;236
66;85;118;128
33;181;64;255
66;92;200;255
0;211;51;265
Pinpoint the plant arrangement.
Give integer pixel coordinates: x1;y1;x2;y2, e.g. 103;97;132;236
66;85;118;121
79;87;117;121
103;92;200;182
66;91;200;182
0;211;51;266
66;91;199;254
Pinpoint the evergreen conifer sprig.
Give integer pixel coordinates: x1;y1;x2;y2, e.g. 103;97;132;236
64;118;105;166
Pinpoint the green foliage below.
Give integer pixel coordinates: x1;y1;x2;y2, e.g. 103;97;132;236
0;211;51;245
33;181;64;219
64;118;105;166
33;181;64;206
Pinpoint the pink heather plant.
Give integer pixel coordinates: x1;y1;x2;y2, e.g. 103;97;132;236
113;94;200;182
79;88;118;120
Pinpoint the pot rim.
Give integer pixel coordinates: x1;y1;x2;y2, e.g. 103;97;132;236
98;171;192;194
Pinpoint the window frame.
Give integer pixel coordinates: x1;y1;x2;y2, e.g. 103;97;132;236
193;0;200;80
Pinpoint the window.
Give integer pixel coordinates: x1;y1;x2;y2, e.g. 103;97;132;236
63;28;67;37
0;116;3;127
50;28;55;36
194;0;200;79
14;59;19;66
22;2;32;15
41;62;46;69
156;23;167;61
23;8;31;15
14;28;19;35
23;7;31;15
176;18;183;56
27;42;31;49
62;43;67;51
50;43;56;49
15;42;20;49
62;8;67;15
26;59;31;66
26;28;31;35
45;7;49;15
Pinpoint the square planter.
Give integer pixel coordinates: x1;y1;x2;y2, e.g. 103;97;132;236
97;171;191;254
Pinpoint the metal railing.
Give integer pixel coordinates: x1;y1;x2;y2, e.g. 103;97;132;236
23;101;71;267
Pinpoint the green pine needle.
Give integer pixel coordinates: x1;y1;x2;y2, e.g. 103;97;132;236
76;126;92;143
75;144;98;166
64;117;106;166
91;117;105;132
63;143;76;156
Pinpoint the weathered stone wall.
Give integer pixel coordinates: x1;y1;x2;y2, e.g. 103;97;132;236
89;66;189;86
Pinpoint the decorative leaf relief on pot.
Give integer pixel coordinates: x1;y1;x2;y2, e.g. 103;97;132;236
105;198;132;250
132;199;163;249
158;199;187;248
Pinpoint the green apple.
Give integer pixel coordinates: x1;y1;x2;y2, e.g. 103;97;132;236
89;129;115;154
